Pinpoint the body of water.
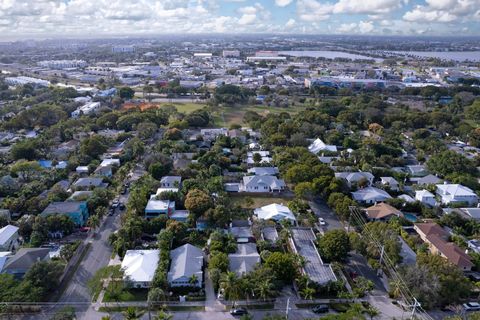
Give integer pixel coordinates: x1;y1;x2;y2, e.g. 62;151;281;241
389;51;480;62
279;50;379;61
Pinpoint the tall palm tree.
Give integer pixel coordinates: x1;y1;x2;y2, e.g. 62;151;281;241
87;215;100;232
220;271;240;301
255;279;276;301
189;274;198;287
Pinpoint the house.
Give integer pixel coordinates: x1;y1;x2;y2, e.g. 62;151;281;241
351;187;392;204
460;208;480;220
254;203;296;222
246;151;272;165
335;172;374;188
398;194;415;203
364;203;403;221
160;176;182;188
228;243;260;276
41;201;89;226
415;189;436;207
262;227;279;243
468;240;480;254
412;174;442;186
75;166;89;175
145;197;175;219
168;244;204;288
380;177;400;191
73;177;107;190
200;128;228;140
67;191;93;201
230;220;254;243
247;167;279;176
407;165;428;177
289;228;337;285
436;184;479;206
1;248;50;278
95;165;113;177
0;225;19;251
239;175;286;193
308;138;337;154
121;250;159;288
414;223;473;271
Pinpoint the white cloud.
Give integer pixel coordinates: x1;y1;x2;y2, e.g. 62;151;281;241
275;0;294;7
285;18;296;27
403;0;480;22
333;0;404;14
297;0;333;21
338;20;374;34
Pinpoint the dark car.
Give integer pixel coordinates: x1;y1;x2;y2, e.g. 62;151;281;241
230;308;248;316
108;208;115;216
312;304;329;313
119;203;126;210
120;187;127;195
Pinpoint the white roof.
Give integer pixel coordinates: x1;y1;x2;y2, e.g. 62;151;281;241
145;197;173;211
352;187;392;202
121;250;159;283
436;184;477;197
254;203;296;222
243;175;285;189
100;158;120;167
398;194;415;203
156;188;179;196
0;225;18;246
416;189;435;198
168;244;203;282
308;138;337;154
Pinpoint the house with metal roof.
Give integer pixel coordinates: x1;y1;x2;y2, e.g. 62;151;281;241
228;243;260;276
436;184;479;206
160;176;182;189
247;167;279;176
145;197;175;219
289;228;337;285
415;189;436;207
72;177;107;190
308;138;338;154
121;250;159;288
335;172;374;188
240;175;286;193
351;187;392;204
254;203;296;222
168;244;204;288
41;201;89;226
1;248;50;278
0;225;19;252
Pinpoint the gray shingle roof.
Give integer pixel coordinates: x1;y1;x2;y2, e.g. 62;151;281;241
168;244;203;282
2;248;50;271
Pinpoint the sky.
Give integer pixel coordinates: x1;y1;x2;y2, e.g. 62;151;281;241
0;0;479;39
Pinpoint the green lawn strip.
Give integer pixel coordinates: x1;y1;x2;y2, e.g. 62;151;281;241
98;305;205;313
229;196;294;209
103;285;148;302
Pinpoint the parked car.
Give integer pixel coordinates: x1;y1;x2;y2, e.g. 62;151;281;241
108;208;115;216
318;218;326;226
120;187;127;195
464;302;480;311
230;308;248;316
119;203;126;210
312;304;329;313
79;227;91;233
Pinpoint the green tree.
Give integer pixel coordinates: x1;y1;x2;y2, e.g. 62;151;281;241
122;307;143;320
220;271;241;301
118;87;135;100
184;189;213;218
209;252;229;272
80;135;108;159
11;160;43;182
264;252;299;283
427;150;477;177
318;229;351;262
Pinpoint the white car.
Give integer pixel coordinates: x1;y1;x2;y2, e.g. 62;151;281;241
318;218;326;226
464;302;480;311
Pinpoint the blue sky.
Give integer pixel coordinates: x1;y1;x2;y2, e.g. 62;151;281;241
0;0;478;39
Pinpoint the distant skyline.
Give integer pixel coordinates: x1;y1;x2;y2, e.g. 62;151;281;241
0;0;479;40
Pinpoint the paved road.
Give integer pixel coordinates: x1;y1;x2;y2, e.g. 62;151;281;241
309;199;344;231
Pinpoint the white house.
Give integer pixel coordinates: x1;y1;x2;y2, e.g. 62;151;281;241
308;138;337;154
253;203;296;222
351;187;392;204
121;250;159;288
335;172;374;188
168;244;203;288
240;175;286;193
0;225;19;252
436;184;479;206
71;102;101;118
160;176;182;188
415;189;436;207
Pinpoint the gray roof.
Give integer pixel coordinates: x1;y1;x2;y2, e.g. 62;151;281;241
228;243;260;276
335;171;374;183
73;177;104;188
2;248;50;271
247;167;279;176
290;228;337;285
0;225;18;246
242;175;285;189
42;201;85;215
168;244;203;282
160;176;182;185
262;227;279;243
416;174;442;185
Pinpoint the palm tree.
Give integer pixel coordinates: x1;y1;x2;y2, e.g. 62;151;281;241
153;310;173;320
255;279;276;301
122;307;143;320
365;306;380;320
220;271;240;301
300;286;316;300
389;279;405;299
101;317;112;320
87;215;100;232
189;274;198;287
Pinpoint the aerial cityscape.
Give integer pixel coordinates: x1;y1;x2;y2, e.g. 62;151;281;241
0;1;480;320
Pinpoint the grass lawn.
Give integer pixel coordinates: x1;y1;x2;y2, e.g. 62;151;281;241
157;102;207;114
230;196;294;209
103;284;148;302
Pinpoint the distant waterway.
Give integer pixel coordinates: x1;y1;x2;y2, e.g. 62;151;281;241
279;50;380;61
388;51;480;62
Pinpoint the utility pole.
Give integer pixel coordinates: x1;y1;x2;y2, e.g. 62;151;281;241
379;245;385;265
411;298;421;319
